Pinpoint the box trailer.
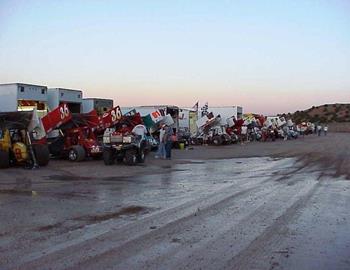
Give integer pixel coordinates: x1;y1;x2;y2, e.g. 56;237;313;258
266;116;287;127
0;83;48;116
82;98;113;116
208;106;243;125
121;105;180;131
48;88;82;113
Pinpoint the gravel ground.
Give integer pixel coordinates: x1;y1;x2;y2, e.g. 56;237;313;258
173;132;350;179
0;132;349;270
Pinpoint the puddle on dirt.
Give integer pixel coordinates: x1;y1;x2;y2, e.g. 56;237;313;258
100;173;186;183
100;176;133;181
46;175;93;181
34;205;151;234
0;189;37;196
37;222;64;232
45;191;93;199
183;160;206;164
73;205;151;223
171;238;181;243
171;169;189;172
35;223;85;235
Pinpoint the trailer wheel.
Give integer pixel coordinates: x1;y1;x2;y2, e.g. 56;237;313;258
124;150;137;166
137;147;146;163
68;146;86;162
33;144;50;166
103;148;115;165
212;136;222;146
0;149;10;169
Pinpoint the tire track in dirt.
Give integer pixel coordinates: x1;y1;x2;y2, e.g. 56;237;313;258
224;182;321;270
14;165;289;270
132;173;320;270
3;159;286;269
67;171;319;269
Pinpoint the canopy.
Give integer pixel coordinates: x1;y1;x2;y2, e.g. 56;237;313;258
0;111;34;130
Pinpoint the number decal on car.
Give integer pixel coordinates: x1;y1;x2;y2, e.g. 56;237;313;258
60;104;70;120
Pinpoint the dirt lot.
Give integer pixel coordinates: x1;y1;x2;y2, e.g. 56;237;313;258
176;132;350;179
0;133;349;270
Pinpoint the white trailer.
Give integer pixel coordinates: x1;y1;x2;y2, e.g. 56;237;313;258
207;106;243;125
82;98;113;115
0;83;48;115
47;88;82;113
121;105;180;130
266;116;287;127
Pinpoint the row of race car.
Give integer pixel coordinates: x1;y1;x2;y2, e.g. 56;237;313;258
183;112;314;146
0;104;153;169
0;104;315;169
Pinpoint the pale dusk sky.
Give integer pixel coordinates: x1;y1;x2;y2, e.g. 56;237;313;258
1;0;350;114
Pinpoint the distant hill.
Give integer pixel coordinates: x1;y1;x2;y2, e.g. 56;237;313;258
281;103;350;123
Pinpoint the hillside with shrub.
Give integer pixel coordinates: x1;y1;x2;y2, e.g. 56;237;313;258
281;103;350;123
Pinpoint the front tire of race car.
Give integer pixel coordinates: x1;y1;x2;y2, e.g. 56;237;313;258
124;150;137;166
0;149;10;168
33;144;50;166
103;148;115;165
137;147;146;163
212;136;222;146
68;146;86;162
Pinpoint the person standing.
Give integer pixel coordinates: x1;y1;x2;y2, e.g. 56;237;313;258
300;124;306;138
155;124;166;159
317;124;322;136
240;125;247;144
164;125;174;160
203;133;208;145
324;125;328;136
283;125;289;141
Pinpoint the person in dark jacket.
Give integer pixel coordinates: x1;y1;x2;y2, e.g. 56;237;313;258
164;125;174;160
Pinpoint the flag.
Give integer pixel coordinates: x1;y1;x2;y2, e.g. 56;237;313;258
201;102;208;117
192;101;199;112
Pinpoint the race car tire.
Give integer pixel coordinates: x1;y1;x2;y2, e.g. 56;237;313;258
0;149;10;168
137;147;146;163
68;145;86;162
103;148;115;165
33;144;50;166
212;136;223;146
124;150;137;166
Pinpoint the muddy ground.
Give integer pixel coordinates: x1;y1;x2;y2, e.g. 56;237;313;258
0;133;349;270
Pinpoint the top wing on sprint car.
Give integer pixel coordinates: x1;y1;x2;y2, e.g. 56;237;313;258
40;104;72;133
98;106;123;130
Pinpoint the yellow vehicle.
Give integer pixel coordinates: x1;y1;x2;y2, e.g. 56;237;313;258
0;111;50;169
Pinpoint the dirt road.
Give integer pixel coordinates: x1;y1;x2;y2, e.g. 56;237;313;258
0;133;349;269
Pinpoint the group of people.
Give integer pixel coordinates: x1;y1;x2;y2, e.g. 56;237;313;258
155;124;174;160
316;124;328;136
